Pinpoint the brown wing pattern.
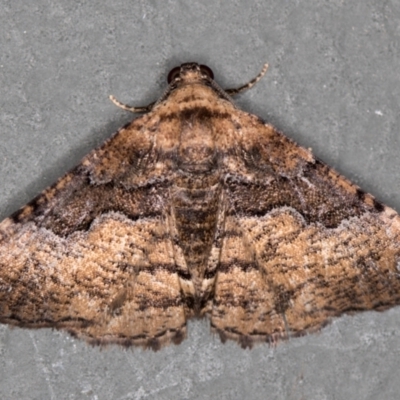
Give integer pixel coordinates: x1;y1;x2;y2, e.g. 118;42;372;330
0;113;189;350
211;110;400;346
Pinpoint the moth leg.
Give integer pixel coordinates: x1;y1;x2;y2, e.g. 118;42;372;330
225;63;269;96
109;95;155;113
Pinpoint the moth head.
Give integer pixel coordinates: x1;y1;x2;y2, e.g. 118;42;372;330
167;63;214;85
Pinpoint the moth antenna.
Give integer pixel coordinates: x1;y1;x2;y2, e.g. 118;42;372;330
225;63;269;95
109;95;155;113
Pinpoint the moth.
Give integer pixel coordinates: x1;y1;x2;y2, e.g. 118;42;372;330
1;62;400;350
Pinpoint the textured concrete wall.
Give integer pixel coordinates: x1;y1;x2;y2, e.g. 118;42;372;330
1;1;400;399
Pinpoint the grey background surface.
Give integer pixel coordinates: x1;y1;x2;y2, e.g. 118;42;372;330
1;1;400;399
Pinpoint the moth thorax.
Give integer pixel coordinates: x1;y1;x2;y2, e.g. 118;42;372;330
178;120;217;173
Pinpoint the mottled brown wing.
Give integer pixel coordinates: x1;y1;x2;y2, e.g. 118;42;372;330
211;110;400;346
0;113;189;349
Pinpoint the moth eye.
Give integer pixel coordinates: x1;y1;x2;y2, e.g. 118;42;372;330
167;66;181;83
199;65;214;79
